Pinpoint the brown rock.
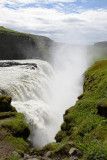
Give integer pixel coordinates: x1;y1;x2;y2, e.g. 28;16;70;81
27;158;39;160
11;151;21;158
24;154;31;159
45;151;52;157
68;142;74;146
70;156;78;160
97;99;107;117
69;148;82;157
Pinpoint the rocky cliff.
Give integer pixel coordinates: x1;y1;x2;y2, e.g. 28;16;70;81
0;26;107;62
0;26;54;61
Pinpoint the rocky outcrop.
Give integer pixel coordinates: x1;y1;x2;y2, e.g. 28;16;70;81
0;95;30;159
0;26;54;61
0;61;37;68
0;95;15;112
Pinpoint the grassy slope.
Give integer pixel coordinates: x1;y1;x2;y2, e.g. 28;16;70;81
0;26;54;60
55;60;107;159
0;95;30;159
38;60;107;160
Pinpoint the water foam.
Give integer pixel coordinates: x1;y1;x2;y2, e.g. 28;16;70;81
0;59;57;147
0;48;92;147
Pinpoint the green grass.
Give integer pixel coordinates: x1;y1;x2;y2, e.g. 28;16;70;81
0;112;15;119
0;112;30;155
9;153;20;160
4;134;29;154
0;95;30;157
1;113;30;139
54;60;107;159
38;140;72;159
0;26;52;41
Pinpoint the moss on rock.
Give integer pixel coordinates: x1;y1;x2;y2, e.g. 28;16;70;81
0;95;16;112
1;112;30;139
0;95;30;158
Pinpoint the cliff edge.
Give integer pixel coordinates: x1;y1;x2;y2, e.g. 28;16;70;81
0;26;54;61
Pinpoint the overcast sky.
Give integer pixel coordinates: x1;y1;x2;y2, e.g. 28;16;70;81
0;0;107;44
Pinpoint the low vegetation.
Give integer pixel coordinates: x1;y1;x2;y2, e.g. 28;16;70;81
0;95;30;159
55;60;107;159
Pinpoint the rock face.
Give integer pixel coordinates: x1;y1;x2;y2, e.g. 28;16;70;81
0;96;13;112
0;26;54;61
0;95;30;159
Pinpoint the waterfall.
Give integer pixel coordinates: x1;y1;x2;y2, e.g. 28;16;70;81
0;48;92;147
0;59;57;147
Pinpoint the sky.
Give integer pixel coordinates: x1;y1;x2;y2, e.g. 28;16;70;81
0;0;107;44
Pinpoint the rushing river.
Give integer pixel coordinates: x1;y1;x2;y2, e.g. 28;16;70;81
0;59;58;147
0;50;90;147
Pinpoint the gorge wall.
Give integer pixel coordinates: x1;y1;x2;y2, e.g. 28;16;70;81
0;26;54;61
0;26;107;63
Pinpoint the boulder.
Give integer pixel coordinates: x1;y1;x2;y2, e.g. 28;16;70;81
45;151;52;157
69;148;82;157
11;151;21;158
70;156;78;160
40;158;51;160
24;154;31;159
68;142;74;146
0;95;16;112
27;158;39;160
97;99;107;117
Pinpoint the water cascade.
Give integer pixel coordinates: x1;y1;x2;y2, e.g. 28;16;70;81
0;48;91;147
0;59;57;147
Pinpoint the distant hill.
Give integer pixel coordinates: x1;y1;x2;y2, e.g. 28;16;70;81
87;41;107;58
0;26;54;61
94;41;107;47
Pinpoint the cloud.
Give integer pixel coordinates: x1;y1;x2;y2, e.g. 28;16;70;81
0;2;107;44
44;0;76;3
0;0;76;6
81;0;87;2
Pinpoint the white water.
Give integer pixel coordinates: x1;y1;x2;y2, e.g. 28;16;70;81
0;59;57;147
0;48;93;147
50;45;90;117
